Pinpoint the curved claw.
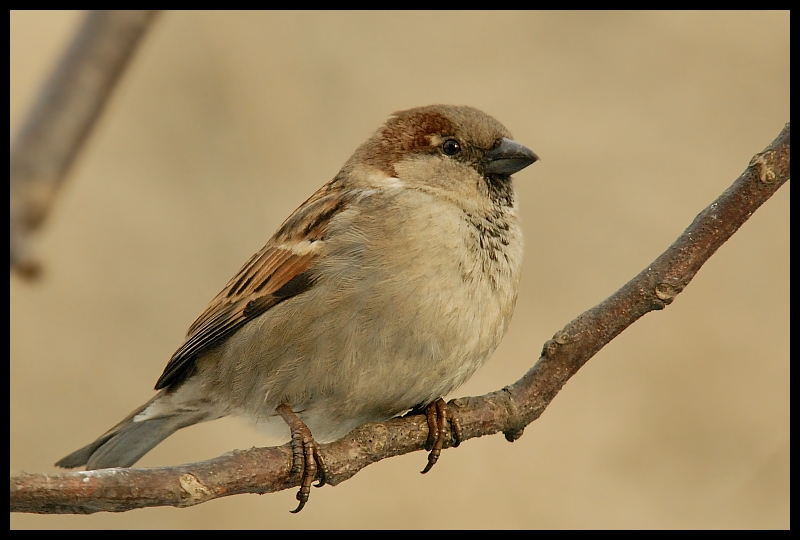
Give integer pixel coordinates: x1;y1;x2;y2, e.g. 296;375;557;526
290;499;306;514
313;453;328;489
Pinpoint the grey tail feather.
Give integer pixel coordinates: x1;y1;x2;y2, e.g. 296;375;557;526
55;393;209;470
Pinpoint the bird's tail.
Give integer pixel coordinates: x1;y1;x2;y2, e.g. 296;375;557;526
55;392;212;470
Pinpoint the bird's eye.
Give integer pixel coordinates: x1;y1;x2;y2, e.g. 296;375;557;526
441;139;462;156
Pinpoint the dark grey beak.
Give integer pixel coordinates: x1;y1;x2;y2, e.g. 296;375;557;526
481;137;539;176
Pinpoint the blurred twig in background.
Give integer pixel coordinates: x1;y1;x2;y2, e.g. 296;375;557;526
10;10;159;278
9;123;789;514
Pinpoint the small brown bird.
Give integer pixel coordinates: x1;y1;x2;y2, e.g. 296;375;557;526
56;105;538;511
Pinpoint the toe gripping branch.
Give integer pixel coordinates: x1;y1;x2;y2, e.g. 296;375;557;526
275;397;461;512
421;397;462;474
276;404;329;513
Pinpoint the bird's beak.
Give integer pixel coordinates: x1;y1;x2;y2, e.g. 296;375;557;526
481;137;539;176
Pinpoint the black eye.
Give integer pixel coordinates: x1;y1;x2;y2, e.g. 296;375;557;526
441;139;462;156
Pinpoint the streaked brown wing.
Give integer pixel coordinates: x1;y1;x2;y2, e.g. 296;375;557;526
154;183;353;391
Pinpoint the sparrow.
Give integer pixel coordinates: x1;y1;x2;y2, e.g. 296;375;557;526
56;104;538;512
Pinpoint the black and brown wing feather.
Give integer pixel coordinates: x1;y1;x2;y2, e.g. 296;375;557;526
155;184;352;391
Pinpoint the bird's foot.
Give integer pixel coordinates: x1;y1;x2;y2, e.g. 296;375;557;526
276;403;328;513
420;397;462;474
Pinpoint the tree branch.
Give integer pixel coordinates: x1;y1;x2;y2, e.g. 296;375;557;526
9;123;789;514
9;10;159;278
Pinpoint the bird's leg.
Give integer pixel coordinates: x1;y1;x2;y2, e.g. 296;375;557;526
276;403;328;513
420;397;462;474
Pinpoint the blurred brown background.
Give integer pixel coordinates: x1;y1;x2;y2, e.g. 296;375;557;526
10;11;788;529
